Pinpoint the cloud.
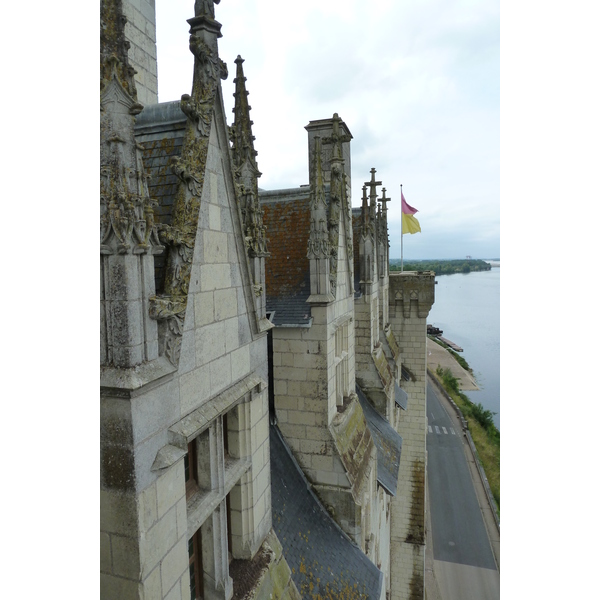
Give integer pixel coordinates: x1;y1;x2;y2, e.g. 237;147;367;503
155;0;499;260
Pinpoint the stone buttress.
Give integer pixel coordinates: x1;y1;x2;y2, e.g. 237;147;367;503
387;272;435;600
261;115;383;592
351;170;407;597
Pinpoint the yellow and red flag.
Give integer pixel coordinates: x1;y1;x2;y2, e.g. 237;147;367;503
401;192;421;234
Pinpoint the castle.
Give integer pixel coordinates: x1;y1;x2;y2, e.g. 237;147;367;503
100;2;435;599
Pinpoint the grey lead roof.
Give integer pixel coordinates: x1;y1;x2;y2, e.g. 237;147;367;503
395;383;408;411
355;385;403;497
270;425;383;600
134;101;187;292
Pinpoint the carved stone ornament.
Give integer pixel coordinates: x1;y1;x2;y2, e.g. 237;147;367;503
149;296;187;365
100;16;162;256
182;35;228;136
307;218;330;259
147;0;228;366
238;183;269;258
230;55;269;265
307;137;331;261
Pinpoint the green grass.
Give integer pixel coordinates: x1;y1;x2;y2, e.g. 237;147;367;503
433;366;500;512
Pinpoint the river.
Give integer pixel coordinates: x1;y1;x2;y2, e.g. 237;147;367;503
427;267;500;430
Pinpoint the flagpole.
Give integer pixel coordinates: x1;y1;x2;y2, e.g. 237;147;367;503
400;184;404;272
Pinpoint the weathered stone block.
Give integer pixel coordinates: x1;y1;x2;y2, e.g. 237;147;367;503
161;538;188;598
180;363;211;415
210;353;232;392
143;565;163;600
194;291;215;327
214;287;238;321
100;573;141;599
102;444;136;490
140;505;179;577
200;263;231;291
231;345;250;383
204;230;229;264
196;321;226;364
224;317;240;354
156;461;185;519
112;533;141;579
100;531;112;574
138;483;158;532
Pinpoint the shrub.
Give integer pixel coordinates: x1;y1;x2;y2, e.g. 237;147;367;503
441;368;460;395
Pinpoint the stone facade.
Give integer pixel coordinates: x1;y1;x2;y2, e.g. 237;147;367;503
261;115;378;548
100;2;297;600
101;2;435;599
388;273;435;600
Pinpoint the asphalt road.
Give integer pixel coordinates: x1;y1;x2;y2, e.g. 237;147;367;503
426;379;499;599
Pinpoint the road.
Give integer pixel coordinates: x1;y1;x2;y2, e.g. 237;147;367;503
426;379;500;600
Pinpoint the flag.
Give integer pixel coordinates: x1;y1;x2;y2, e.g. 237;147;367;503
401;191;421;234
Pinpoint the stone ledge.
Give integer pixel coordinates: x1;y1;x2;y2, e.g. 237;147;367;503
101;356;177;397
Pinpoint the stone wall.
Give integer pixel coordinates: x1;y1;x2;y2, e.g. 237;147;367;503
387;272;434;600
123;0;158;105
101;103;274;599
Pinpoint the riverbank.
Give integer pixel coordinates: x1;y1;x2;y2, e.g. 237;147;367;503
427;337;478;390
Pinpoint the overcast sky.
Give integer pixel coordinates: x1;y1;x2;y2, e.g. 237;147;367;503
155;0;499;260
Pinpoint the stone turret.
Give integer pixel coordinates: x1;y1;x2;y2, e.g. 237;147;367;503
305;113;353;197
387;271;435;600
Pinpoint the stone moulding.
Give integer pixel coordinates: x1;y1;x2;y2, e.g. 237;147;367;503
384;324;400;363
148;295;187;366
372;344;394;400
390;271;435;318
168;374;266;447
329;392;374;502
100;354;177;396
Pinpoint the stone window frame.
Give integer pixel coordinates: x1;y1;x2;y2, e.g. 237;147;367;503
163;374;266;600
334;318;351;407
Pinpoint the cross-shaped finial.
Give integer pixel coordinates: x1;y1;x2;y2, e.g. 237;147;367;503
380;187;391;216
365;168;382;197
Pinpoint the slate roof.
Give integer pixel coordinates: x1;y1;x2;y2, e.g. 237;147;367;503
270;425;383;600
355;385;403;497
134;100;187;292
395;382;408;411
260;189;313;326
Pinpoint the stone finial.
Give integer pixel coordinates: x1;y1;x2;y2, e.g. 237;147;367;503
365;168;381;223
380;187;391;218
230;55;268;259
231;55;260;175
